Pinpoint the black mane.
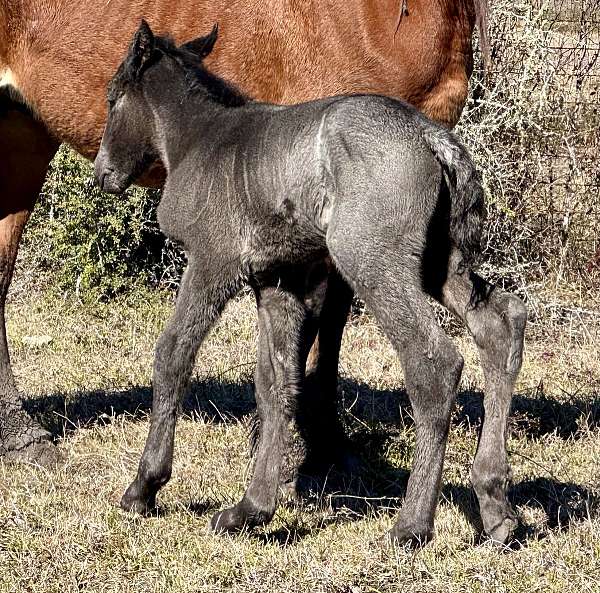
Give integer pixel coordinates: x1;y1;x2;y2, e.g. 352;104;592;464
154;35;248;108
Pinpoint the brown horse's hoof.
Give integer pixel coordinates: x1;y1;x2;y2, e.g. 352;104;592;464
3;439;64;468
1;407;61;468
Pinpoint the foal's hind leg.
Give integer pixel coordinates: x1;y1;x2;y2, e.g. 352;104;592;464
440;249;526;543
329;238;463;545
379;294;463;545
121;262;238;515
211;274;306;533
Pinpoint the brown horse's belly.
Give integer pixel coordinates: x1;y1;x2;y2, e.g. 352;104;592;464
415;68;470;128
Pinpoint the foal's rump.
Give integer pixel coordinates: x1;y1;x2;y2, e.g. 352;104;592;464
322;94;484;276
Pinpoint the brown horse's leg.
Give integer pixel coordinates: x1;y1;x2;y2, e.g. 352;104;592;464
272;262;355;493
0;103;59;464
275;261;355;492
439;249;527;544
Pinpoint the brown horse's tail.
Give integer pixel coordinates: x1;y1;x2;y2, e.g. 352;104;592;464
422;125;485;269
473;0;491;73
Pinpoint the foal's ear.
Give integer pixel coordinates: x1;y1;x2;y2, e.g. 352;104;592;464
180;24;219;59
127;19;156;78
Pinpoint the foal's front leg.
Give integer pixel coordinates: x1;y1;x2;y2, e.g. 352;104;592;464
211;275;307;532
121;262;238;515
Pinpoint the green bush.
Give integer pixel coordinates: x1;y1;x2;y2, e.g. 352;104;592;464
22;147;184;302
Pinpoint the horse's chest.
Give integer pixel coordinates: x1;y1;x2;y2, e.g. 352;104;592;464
156;191;191;244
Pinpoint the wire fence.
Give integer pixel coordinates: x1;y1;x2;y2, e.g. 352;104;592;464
456;0;599;329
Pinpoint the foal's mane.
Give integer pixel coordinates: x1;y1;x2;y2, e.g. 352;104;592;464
154;35;248;108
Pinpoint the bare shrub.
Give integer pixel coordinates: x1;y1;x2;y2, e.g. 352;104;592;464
457;0;600;330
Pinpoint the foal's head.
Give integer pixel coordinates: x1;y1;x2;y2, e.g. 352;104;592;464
94;20;236;194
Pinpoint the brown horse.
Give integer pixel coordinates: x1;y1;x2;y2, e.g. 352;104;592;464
0;0;525;543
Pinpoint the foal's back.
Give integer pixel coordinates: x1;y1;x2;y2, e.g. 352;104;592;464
161;94;446;267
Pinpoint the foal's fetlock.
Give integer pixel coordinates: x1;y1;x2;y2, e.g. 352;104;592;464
484;512;518;546
472;472;518;544
477;491;518;544
120;480;158;516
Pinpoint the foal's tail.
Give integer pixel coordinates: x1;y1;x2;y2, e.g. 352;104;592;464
422;125;485;269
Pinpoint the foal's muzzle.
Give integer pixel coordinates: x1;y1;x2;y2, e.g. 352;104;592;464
94;162;130;194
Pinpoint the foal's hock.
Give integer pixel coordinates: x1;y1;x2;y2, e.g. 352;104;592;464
95;21;526;546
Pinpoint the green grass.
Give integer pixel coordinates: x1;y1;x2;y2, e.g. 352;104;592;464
1;288;599;592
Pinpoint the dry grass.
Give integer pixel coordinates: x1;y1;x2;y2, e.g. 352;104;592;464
1;289;599;593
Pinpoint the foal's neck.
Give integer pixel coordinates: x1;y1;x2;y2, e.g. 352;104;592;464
145;69;230;173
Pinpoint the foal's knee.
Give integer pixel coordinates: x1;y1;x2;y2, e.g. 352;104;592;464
154;328;175;363
153;328;188;383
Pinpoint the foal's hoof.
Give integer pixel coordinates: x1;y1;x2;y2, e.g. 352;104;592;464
210;506;246;534
485;515;519;546
210;502;272;534
385;524;433;549
120;484;156;516
3;439;64;468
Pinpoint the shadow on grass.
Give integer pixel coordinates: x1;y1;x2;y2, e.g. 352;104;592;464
23;376;600;545
27;376;600;440
176;474;599;548
293;438;599;547
25;378;256;435
338;378;600;440
442;478;599;547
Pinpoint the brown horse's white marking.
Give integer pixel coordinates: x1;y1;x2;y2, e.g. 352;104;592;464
0;67;18;89
0;67;19;91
